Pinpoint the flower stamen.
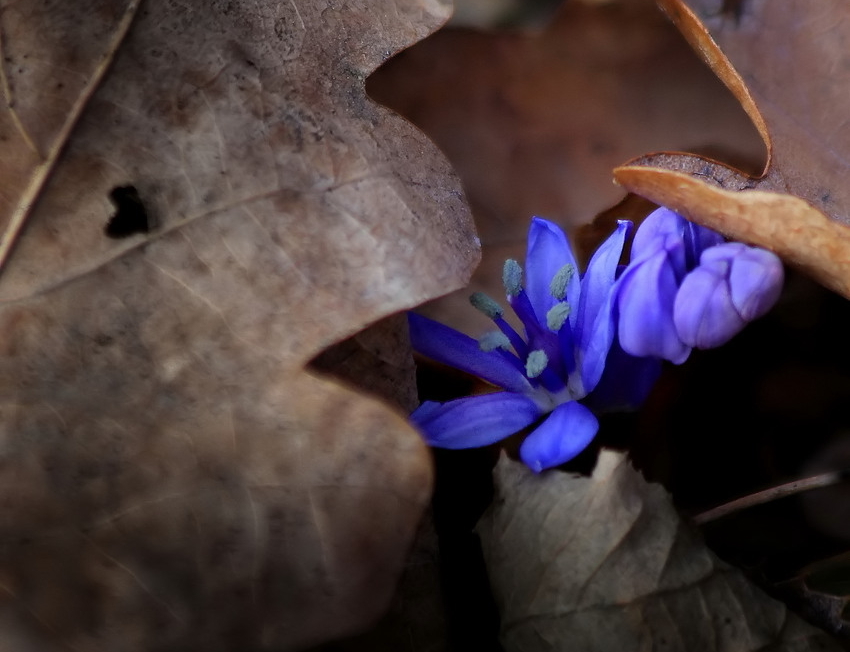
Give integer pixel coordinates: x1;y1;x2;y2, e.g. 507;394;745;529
471;291;528;357
479;331;512;352
469;292;503;318
549;264;575;300
525;350;549;378
503;259;523;297
546;302;571;332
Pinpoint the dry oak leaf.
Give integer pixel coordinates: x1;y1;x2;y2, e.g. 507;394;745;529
615;0;850;299
367;0;763;335
478;452;843;652
0;0;477;650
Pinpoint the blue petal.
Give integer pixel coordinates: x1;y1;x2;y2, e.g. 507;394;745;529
557;315;577;376
525;217;580;325
572;289;616;397
509;288;547;338
673;256;745;348
574;220;630;349
585;336;662;412
572;220;631;393
615;245;691;364
519;401;599;472
411;393;542;449
408;312;532;393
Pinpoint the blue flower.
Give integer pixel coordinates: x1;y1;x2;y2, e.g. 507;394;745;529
408;209;784;472
614;207;784;363
409;217;659;472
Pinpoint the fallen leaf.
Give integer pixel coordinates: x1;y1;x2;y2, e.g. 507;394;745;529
368;0;763;334
0;0;478;649
478;452;844;651
775;558;850;640
614;0;850;299
310;313;420;413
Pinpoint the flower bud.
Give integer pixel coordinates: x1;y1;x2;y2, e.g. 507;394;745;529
674;242;783;348
615;240;691;364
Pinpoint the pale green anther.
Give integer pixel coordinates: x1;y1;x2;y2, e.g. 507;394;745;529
503;259;523;297
525;349;549;378
549;264;576;300
479;331;511;352
546;302;571;332
469;292;504;319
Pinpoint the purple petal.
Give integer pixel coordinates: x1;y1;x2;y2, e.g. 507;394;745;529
683;219;724;266
615;245;691;364
673;256;745;348
412;393;542;449
408;312;532;393
519;401;599;472
525;217;580;324
631;208;685;262
674;242;783;348
702;242;784;321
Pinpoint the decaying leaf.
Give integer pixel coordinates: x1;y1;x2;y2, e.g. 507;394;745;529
368;0;763;334
0;0;478;649
478;452;843;652
614;0;850;299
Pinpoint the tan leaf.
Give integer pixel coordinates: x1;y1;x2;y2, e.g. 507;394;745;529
0;0;478;649
0;1;140;268
478;452;843;652
614;0;850;299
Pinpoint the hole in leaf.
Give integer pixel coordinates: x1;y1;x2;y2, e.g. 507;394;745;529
104;185;152;238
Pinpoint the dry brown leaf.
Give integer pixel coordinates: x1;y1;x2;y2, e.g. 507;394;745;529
0;1;478;649
478;452;844;652
368;0;763;334
614;0;850;299
310;312;420;413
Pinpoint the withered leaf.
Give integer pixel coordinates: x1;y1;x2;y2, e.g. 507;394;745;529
0;0;478;649
614;0;850;299
478;452;843;652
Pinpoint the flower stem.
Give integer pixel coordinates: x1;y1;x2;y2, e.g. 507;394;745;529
692;470;850;525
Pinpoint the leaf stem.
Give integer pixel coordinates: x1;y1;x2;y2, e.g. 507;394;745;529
692;470;850;525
